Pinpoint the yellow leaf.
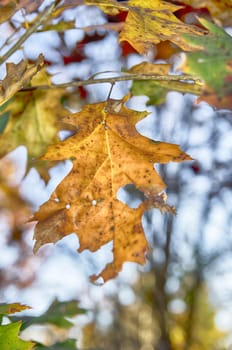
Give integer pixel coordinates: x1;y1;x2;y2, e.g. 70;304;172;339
33;99;191;281
0;55;44;106
86;0;122;15
0;70;69;160
86;0;204;53
121;0;204;53
128;61;171;75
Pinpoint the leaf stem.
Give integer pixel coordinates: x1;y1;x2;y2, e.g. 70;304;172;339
0;1;60;65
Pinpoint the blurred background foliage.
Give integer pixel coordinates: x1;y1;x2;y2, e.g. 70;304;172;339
0;0;232;349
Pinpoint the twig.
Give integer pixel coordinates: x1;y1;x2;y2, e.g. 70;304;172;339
106;81;116;100
0;1;60;65
75;22;124;33
19;74;203;94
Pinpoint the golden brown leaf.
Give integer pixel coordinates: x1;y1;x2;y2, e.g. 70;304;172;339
0;55;44;106
86;0;204;53
33;99;191;281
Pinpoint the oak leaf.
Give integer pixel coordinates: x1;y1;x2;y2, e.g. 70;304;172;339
0;55;44;106
22;299;86;329
86;0;204;53
33;98;191;281
181;18;232;109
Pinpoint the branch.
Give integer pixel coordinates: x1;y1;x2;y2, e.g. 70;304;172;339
75;22;124;33
0;1;60;65
20;73;203;95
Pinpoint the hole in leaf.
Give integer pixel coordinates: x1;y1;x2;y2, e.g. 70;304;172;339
117;184;145;208
58;130;75;140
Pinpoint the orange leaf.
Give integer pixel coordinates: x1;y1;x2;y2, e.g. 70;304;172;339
0;303;31;316
33;98;191;281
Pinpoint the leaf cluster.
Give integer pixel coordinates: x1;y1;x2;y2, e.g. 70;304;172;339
0;301;85;349
0;0;231;283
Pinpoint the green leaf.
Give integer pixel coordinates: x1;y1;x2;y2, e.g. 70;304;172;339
182;18;232;109
35;339;77;350
0;111;10;133
0;70;69;159
128;61;202;105
0;322;34;350
21;299;86;330
131;80;202;105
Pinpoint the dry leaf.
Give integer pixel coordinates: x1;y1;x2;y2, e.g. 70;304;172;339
0;55;44;106
86;0;204;53
33;98;191;281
